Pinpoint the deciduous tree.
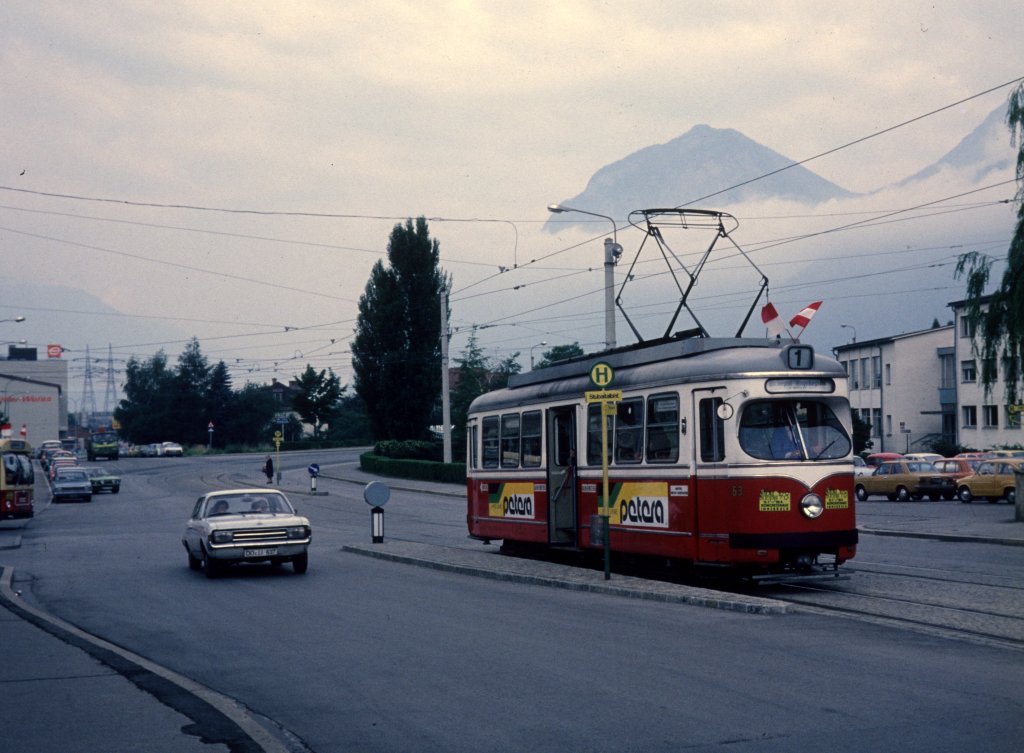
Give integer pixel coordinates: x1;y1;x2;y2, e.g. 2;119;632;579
956;82;1024;402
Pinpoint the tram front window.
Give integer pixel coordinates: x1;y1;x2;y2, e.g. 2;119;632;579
739;400;850;461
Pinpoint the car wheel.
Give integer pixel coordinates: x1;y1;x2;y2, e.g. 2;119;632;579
895;486;911;502
202;549;221;579
187;549;202;571
957;486;973;503
855;485;867;502
292;552;309;575
1007;488;1016;505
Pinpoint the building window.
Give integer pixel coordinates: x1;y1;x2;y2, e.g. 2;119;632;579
885;414;892;436
884;362;891;386
849;360;859;390
939;354;955;389
872;356;882;388
1007;406;1022;430
962;405;977;428
959;316;975;339
961;360;977;383
872;409;882;438
982;405;998;429
860;358;870;389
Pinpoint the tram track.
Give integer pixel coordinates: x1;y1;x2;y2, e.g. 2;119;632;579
764;572;1024;652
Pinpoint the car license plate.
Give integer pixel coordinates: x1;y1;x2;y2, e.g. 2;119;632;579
244;547;277;557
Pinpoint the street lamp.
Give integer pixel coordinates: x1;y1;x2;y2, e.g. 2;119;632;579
547;204;622;350
841;324;857;343
530;341;548;369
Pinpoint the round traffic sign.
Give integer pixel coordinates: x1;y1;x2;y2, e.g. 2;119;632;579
363;480;391;507
308;463;320;477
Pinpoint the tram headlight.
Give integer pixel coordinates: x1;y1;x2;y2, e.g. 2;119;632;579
800;493;824;519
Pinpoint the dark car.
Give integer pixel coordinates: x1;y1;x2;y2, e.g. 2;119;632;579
84;466;121;494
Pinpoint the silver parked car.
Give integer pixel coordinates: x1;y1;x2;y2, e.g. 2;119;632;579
51;467;93;503
182;489;311;578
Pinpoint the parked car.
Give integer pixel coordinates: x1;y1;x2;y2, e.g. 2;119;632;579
84;467;121;494
161;441;184;457
855;460;958;501
955;459;1024;504
182;489;312;578
48;457;79;481
931;457;980;479
51;467;93;503
138;443;161;458
865;452;904;467
903;452;943;464
853;455;873;477
36;439;62;460
983;449;1024;459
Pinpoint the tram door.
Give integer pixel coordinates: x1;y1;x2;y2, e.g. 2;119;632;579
546;406;577;546
693;389;731;563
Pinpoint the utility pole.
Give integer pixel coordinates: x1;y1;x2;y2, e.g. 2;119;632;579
440;289;452;463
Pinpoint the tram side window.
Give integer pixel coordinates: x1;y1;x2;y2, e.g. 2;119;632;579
646;393;679;462
501;413;521;468
521;411;542;467
468;425;478;469
699;397;726;462
615;398;644;464
482;417;500;469
586;404;611;466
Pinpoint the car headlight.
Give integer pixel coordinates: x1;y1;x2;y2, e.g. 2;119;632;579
210;530;233;544
286;526;311;540
800;493;824;519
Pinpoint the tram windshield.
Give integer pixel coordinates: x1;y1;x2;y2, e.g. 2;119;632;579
739;399;850;461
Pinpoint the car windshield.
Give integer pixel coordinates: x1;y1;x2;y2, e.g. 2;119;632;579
739;399;851;461
59;470;88;481
204;493;293;517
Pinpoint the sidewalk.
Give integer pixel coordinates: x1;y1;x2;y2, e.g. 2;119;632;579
2;477;1021;753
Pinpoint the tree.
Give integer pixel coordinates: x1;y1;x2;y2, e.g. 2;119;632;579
955;83;1024;403
292;364;343;438
222;383;277;446
173;338;212;445
534;342;585;370
449;333;522;455
352;217;450;440
205;361;233;447
115;350;175;443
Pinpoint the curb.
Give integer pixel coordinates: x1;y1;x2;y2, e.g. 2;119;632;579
342;543;791;615
858;526;1024;547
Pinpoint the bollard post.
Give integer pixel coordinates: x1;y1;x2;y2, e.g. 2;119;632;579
371;506;384;543
363;481;391;543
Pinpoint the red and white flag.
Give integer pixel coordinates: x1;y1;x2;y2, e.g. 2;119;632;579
760;302;787;338
789;301;822;330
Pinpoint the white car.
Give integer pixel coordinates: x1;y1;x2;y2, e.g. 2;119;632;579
161;441;183;457
182;489;311;578
853;455;873;477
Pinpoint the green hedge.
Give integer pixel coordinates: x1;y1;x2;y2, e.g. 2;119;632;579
360;452;466;484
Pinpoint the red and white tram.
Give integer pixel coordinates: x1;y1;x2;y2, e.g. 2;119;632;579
466;337;857;574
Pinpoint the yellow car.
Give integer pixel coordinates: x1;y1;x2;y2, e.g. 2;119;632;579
955;459;1024;504
855;460;958;502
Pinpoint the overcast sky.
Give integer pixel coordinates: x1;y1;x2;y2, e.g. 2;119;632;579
1;1;1021;404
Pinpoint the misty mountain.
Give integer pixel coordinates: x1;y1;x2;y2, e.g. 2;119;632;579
889;105;1012;189
544;124;857;231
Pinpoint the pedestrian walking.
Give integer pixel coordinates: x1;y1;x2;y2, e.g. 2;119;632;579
263;455;274;485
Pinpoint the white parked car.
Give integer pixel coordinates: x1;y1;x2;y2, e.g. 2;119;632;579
161;441;184;457
853;455;873;477
182;489;311;578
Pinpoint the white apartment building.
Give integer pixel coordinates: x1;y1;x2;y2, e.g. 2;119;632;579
949;296;1023;450
835;325;954;454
